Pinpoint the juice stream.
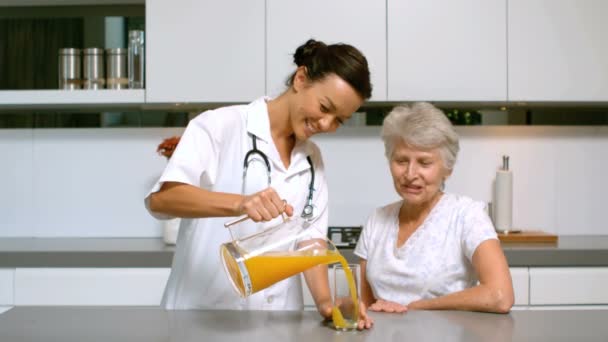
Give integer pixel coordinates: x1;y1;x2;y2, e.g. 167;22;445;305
221;247;358;329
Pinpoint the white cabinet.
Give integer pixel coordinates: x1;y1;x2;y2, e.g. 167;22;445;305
387;0;507;101
0;269;14;305
508;0;608;101
302;267;529;307
266;0;386;101
146;0;265;103
14;268;170;306
510;267;529;306
529;267;608;305
302;274;316;309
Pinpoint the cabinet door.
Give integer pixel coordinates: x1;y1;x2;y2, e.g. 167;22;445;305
388;0;507;101
303;266;529;307
267;0;386;101
146;0;265;103
14;268;170;306
0;269;14;305
529;267;608;305
510;267;529;306
509;0;608;101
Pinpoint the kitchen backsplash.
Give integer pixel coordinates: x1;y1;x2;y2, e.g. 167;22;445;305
0;125;607;237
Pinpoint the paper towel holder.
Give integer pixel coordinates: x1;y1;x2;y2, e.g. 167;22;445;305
492;155;521;234
502;155;509;171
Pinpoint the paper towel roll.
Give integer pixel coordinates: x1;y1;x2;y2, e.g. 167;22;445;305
494;169;513;232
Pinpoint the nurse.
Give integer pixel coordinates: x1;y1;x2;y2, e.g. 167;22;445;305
146;39;373;328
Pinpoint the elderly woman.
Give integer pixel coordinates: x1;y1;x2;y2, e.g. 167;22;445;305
355;102;514;314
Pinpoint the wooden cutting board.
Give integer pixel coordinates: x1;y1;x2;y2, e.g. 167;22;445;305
498;230;558;243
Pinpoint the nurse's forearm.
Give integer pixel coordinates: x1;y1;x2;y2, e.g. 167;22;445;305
303;265;332;318
149;182;242;218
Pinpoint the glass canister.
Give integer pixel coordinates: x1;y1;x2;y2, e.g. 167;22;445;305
106;48;128;89
220;216;346;298
58;48;81;90
128;30;145;89
83;48;105;90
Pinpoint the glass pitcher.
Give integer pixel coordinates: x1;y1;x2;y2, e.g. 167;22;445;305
220;215;343;298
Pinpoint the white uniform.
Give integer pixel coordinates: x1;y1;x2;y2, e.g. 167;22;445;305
145;97;329;310
354;193;497;305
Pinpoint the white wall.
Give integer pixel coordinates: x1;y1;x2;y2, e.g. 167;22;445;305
1;125;607;237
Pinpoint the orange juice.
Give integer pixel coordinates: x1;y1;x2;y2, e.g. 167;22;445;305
331;262;359;330
220;245;359;329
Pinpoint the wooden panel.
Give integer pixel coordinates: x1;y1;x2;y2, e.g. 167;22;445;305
499;231;557;244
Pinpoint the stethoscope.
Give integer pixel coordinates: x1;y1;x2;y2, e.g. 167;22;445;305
243;134;316;220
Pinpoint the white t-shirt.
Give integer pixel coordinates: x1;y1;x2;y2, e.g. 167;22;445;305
145;97;329;310
354;193;497;305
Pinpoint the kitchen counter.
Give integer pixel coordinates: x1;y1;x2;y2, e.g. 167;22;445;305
0;307;607;342
1;236;608;268
0;238;174;268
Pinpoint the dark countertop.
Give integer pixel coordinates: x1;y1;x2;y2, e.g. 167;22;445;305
0;238;175;268
0;236;607;268
1;307;607;342
501;235;608;266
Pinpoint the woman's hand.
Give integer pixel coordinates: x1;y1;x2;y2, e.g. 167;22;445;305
368;299;408;313
356;301;374;329
237;187;294;222
318;300;374;330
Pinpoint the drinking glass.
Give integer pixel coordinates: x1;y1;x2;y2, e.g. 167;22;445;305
332;263;360;331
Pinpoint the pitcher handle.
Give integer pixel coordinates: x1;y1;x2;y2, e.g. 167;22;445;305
223;200;288;228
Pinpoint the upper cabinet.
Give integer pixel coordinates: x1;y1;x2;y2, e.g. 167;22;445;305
508;0;608;102
387;0;507;102
145;0;265;103
5;0;608;107
266;0;386;101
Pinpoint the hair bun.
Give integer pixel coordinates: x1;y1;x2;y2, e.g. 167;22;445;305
286;38;372;99
293;39;327;67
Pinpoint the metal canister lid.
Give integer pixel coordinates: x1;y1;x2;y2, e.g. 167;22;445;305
58;48;80;55
83;47;104;55
105;48;127;55
128;30;144;39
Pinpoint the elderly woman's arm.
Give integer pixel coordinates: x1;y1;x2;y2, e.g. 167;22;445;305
407;239;514;313
361;259;408;313
360;260;375;308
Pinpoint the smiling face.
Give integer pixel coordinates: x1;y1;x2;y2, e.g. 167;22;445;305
289;68;364;140
389;139;452;207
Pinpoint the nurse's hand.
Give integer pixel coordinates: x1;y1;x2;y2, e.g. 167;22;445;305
319;300;374;330
238;187;294;222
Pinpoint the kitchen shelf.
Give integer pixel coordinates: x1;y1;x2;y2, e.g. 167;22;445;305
0;89;145;110
0;0;144;6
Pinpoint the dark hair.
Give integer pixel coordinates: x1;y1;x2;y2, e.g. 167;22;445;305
286;39;372;99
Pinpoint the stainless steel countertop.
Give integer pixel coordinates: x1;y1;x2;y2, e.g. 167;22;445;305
0;236;607;268
0;307;607;342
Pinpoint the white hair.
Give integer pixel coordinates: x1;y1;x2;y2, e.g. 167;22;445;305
381;102;460;170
